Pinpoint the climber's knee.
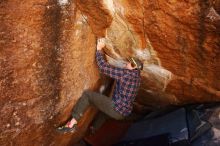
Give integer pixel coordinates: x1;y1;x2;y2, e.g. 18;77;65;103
82;90;91;97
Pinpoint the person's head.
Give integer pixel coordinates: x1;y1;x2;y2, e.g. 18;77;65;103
126;57;143;70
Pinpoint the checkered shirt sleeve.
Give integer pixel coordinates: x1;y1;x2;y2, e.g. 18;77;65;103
96;51;124;80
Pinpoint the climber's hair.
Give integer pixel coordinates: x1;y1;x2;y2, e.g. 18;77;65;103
127;57;143;70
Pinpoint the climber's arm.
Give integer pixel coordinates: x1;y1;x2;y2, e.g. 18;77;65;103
96;51;124;80
96;39;124;80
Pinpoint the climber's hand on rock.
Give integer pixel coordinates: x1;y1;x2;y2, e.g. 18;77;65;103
97;38;106;51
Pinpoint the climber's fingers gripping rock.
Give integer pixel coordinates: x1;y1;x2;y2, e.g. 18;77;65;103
97;38;106;51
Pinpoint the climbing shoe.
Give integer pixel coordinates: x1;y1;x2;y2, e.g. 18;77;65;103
56;124;77;133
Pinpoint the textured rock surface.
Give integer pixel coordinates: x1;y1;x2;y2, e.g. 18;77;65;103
0;0;219;145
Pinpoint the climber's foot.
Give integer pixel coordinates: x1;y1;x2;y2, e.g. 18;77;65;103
56;118;78;133
56;124;77;133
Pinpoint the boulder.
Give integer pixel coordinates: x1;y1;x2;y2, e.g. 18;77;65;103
0;0;219;145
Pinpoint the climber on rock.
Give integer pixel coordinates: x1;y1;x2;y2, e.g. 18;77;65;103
57;38;143;133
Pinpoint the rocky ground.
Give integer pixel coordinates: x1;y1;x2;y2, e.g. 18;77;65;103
193;105;220;146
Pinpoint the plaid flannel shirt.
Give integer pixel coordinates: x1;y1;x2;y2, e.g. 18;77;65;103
96;51;141;116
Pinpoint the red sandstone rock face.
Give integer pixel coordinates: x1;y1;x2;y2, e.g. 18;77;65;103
0;0;219;145
141;0;220;104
